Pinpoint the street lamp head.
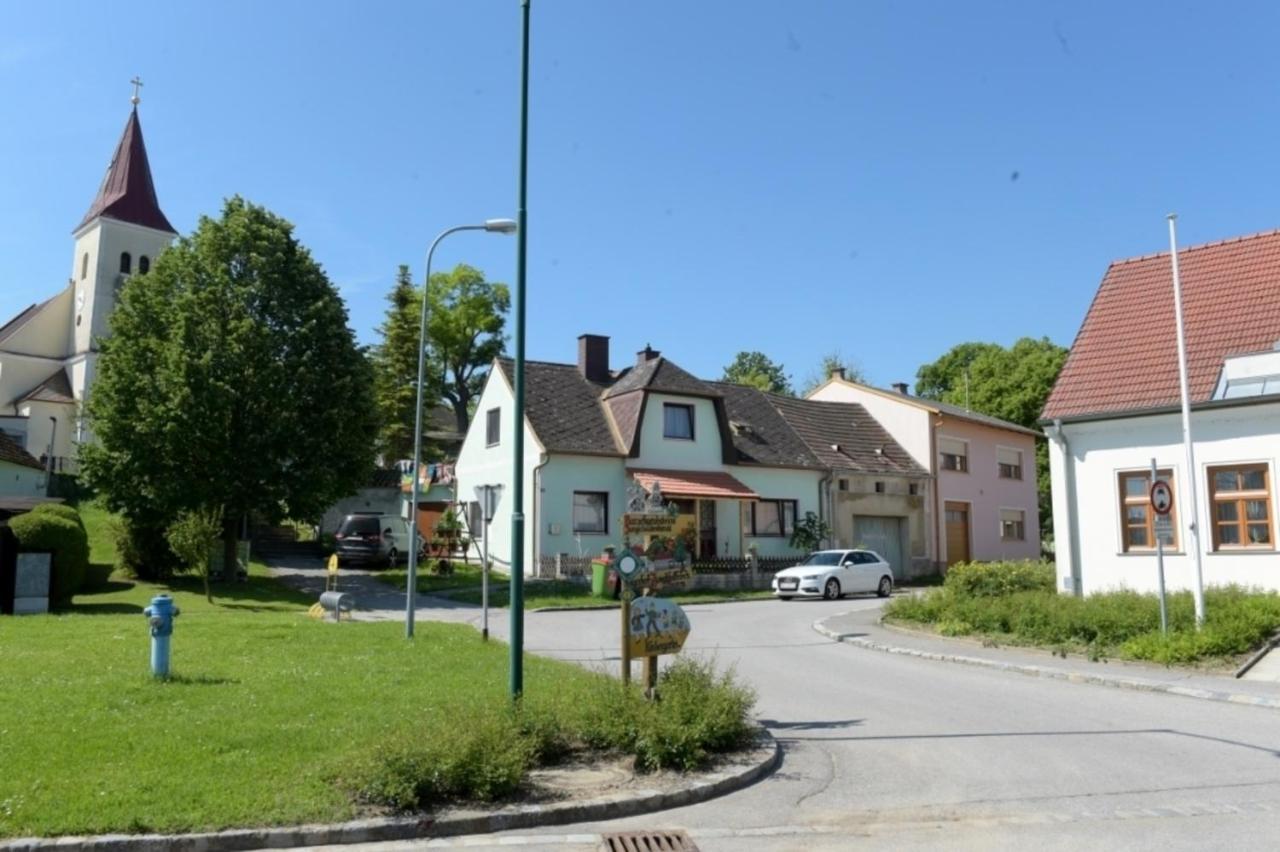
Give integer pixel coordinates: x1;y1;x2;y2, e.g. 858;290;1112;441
484;218;518;234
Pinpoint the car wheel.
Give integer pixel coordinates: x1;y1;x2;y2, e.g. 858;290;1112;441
823;578;841;600
877;575;892;597
387;547;399;569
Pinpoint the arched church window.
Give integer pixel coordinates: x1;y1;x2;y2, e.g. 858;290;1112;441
139;256;150;274
81;253;89;280
120;252;132;274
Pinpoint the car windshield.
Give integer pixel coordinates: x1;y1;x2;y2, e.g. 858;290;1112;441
338;516;379;536
801;552;844;566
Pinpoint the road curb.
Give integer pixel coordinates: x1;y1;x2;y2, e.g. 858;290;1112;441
812;615;1280;712
0;731;780;852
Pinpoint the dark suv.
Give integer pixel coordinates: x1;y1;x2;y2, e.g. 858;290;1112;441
334;514;409;568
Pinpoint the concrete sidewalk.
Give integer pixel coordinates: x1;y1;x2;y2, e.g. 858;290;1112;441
814;606;1280;711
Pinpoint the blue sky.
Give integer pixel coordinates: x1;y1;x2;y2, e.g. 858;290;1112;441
3;1;1278;389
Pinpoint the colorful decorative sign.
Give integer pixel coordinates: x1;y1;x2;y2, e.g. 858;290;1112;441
627;597;690;657
623;513;678;534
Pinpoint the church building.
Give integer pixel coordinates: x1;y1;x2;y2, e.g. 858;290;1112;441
0;93;176;475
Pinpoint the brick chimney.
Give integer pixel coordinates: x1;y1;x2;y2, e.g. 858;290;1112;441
892;382;910;395
636;344;660;366
577;334;610;382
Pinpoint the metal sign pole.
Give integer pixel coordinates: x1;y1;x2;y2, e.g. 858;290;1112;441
1151;458;1169;635
482;505;490;642
620;594;631;685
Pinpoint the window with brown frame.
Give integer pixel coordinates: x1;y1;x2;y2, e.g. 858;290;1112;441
1118;469;1177;551
1209;464;1273;550
939;437;968;473
997;446;1023;480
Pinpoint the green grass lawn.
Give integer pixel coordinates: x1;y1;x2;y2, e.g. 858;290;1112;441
377;561;504;595
449;581;775;610
0;569;615;837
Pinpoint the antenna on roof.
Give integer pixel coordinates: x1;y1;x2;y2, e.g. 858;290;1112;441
964;368;971;411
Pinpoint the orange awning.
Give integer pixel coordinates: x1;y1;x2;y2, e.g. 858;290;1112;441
629;468;759;500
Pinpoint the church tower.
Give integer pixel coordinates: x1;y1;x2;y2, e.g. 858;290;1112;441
69;82;176;363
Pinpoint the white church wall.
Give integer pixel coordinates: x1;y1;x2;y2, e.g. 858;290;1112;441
74;218;172;355
1;286;73;359
18;400;76;464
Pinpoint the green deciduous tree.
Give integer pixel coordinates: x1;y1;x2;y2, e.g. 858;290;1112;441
166;506;224;604
371;265;435;464
722;351;793;395
81;196;377;580
800;351;866;396
426;264;509;434
914;337;1069;540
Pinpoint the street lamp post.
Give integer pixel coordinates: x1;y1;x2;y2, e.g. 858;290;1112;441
406;218;517;640
509;0;532;699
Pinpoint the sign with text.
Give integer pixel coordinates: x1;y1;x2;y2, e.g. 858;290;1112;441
623;513;677;535
640;560;694;590
627;597;690;657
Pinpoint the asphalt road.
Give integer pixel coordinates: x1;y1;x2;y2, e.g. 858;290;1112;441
313;593;1280;851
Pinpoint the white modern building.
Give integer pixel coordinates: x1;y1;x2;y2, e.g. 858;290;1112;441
1043;229;1280;595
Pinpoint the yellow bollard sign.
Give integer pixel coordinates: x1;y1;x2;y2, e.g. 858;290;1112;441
627;597;690;657
327;554;339;573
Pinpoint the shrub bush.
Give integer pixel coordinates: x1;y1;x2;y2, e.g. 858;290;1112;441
943;560;1056;598
113;514;178;581
10;511;90;604
30;503;86;529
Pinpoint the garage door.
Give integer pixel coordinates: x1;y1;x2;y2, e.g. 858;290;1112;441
853;516;904;579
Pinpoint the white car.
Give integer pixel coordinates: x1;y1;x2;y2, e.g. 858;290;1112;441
772;549;894;600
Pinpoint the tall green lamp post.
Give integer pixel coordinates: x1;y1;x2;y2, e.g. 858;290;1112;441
509;0;532;698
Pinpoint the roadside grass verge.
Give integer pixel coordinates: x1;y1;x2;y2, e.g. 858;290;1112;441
449;581;774;610
378;561;500;595
885;560;1280;666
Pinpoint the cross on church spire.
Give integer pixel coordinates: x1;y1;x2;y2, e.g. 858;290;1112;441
130;76;143;106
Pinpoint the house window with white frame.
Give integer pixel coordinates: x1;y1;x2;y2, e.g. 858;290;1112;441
997;447;1023;480
939;437;968;473
572;491;609;534
663;403;694;440
485;408;500;447
1118;469;1177;551
1208;464;1273;549
1000;508;1026;541
747;499;797;537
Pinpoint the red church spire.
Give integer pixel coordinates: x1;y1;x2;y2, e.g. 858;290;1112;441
75;83;175;235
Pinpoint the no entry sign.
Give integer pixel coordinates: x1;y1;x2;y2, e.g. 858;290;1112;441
1150;479;1173;516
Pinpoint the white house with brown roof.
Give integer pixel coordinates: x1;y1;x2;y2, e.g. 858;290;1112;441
1043;229;1280;595
0;99;175;473
453;335;933;578
809;374;1042;567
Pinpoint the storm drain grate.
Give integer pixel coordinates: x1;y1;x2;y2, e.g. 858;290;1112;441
600;829;700;852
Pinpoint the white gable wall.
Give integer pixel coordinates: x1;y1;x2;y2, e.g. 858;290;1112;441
1050;400;1280;595
453;366;544;573
808;379;933;469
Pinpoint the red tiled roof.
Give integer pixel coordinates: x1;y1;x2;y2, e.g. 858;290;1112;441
76;107;176;235
1043;229;1280;421
0;433;42;471
628;468;759;500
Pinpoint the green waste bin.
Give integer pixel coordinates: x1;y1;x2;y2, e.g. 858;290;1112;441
591;560;608;598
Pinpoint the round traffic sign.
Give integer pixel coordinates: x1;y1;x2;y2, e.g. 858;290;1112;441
616;553;640;579
1150;479;1173;516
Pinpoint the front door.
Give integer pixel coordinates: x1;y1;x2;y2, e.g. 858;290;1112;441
945;501;970;566
698;499;717;559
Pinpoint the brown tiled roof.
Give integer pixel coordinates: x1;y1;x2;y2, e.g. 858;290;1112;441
1043;228;1280;420
497;358;624;456
76;108;176;235
629;468;759;499
768;395;928;476
19;369;75;405
712;382;823;468
0;433;42;470
603;357;720;399
604;390;644;454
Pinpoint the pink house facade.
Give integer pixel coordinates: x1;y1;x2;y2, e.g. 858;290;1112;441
810;376;1042;567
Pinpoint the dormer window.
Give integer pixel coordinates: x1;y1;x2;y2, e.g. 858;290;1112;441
139;255;150;274
663;403;694;440
119;252;132;274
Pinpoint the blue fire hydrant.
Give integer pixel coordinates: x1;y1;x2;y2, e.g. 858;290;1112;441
143;594;179;677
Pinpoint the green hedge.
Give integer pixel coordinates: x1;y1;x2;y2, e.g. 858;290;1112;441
887;560;1280;664
30;503;86;529
10;511;90;605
